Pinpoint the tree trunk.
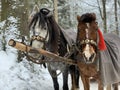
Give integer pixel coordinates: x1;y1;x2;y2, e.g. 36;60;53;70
53;0;58;23
97;0;103;20
102;0;107;33
15;0;29;37
1;0;11;21
118;0;120;6
14;0;30;62
1;0;12;51
114;0;119;35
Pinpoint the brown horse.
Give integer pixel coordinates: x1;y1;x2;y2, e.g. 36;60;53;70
75;13;119;90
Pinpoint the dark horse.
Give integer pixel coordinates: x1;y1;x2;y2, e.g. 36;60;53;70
75;13;120;90
28;8;79;90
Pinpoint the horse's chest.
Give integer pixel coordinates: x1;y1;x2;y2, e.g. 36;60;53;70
77;62;98;77
48;62;67;71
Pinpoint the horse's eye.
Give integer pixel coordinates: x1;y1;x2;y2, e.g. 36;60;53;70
44;27;47;30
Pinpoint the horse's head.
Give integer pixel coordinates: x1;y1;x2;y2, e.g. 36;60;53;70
28;8;54;59
29;7;60;59
29;8;53;49
77;13;98;64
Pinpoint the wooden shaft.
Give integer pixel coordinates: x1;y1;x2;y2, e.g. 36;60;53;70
8;39;77;65
8;39;31;52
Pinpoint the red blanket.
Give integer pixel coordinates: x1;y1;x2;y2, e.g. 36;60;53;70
98;29;107;51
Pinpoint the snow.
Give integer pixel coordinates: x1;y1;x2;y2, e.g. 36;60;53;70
0;50;52;90
1;50;120;90
0;0;120;90
0;46;101;90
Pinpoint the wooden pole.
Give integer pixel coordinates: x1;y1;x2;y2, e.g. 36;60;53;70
8;39;77;65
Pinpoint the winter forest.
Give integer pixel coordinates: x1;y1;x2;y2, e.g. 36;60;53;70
0;0;120;90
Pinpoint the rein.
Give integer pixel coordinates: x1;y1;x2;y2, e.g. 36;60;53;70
24;47;78;66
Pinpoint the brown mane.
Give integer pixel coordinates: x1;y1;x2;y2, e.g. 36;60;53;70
78;13;96;23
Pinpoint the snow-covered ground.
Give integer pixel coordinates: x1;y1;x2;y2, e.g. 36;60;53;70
0;50;120;90
0;50;97;90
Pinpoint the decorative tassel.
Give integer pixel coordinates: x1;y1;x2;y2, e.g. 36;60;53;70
98;29;107;51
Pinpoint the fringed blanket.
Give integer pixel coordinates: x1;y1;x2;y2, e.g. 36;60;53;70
100;33;120;86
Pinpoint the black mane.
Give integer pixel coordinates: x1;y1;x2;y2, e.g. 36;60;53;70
29;10;47;29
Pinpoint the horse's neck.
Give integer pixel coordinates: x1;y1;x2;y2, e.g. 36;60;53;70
46;17;68;56
46;18;61;54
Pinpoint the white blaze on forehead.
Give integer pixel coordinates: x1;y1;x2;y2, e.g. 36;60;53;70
86;23;90;28
34;20;49;40
83;44;91;60
34;19;40;35
85;29;89;38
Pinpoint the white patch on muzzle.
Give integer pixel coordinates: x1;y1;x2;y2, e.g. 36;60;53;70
83;44;91;61
32;40;44;49
30;40;44;58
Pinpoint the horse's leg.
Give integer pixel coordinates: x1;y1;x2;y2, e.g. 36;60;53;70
112;83;119;90
62;67;69;90
75;68;80;89
70;67;76;90
81;74;90;90
69;65;80;90
48;67;59;90
97;78;103;90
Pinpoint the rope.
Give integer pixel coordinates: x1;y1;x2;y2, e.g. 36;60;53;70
23;48;77;77
23;51;77;65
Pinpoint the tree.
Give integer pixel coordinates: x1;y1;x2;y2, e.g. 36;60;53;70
13;0;30;62
114;0;119;35
53;0;58;22
57;0;71;29
1;0;13;51
118;0;120;6
101;0;107;33
0;0;30;62
97;0;107;33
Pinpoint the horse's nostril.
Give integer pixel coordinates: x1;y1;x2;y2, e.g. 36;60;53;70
83;52;96;64
90;54;94;60
89;53;96;62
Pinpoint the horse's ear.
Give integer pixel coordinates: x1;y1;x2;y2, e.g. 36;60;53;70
91;13;96;21
33;4;39;13
28;4;39;23
77;15;80;22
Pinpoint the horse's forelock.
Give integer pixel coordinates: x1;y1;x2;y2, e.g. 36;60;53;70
29;11;47;29
80;13;96;23
40;8;50;16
